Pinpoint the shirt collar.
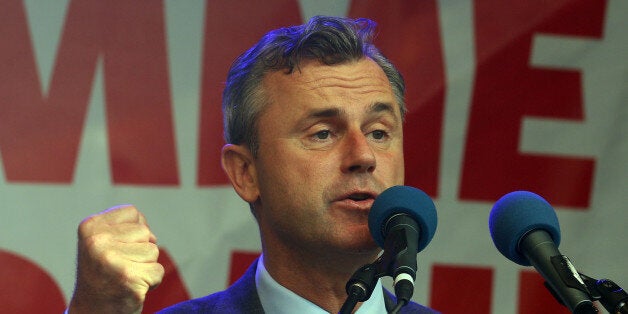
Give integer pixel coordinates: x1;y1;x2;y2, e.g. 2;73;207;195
255;254;387;313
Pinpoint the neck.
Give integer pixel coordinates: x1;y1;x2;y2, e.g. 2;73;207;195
262;243;380;313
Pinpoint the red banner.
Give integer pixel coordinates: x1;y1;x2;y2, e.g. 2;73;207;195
1;1;625;313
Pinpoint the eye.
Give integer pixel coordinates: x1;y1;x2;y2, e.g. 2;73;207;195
370;130;387;140
314;130;331;140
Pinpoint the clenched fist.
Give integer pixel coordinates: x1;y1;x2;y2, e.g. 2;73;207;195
69;205;165;314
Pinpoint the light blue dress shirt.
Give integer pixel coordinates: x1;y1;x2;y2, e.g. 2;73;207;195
255;254;387;313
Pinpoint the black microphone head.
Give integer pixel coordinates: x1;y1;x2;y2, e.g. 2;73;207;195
368;185;437;252
489;191;561;266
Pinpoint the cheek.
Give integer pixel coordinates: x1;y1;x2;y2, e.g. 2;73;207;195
282;159;330;193
257;148;326;192
395;152;405;179
378;150;405;183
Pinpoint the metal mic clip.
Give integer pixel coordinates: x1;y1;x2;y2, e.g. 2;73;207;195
581;273;628;314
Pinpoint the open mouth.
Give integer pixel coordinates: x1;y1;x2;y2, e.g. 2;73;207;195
347;193;372;201
332;191;377;212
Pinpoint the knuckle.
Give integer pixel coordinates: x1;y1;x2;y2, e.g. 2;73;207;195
82;233;110;251
148;263;166;288
136;244;159;264
119;266;137;283
77;216;96;236
147;242;160;257
136;223;151;236
100;249;119;266
154;262;165;277
119;268;145;292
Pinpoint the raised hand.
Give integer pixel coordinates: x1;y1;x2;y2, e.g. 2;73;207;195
69;205;165;314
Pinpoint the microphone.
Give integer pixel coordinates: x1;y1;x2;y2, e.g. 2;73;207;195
368;185;437;306
489;191;597;314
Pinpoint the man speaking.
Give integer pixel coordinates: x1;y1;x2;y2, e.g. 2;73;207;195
68;15;438;314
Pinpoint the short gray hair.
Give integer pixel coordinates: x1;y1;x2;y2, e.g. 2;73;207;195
222;15;406;156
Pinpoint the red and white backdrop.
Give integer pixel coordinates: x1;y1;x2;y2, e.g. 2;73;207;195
1;0;626;313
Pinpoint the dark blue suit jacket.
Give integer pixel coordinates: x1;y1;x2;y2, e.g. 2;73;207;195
159;259;439;313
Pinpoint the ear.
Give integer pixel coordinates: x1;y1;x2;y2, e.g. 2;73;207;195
221;144;260;203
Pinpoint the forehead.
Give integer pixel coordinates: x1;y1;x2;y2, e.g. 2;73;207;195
261;58;396;110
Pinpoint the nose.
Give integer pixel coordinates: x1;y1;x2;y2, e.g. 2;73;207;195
341;130;376;174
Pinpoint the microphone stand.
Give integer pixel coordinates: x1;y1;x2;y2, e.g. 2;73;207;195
339;226;418;314
339;263;379;314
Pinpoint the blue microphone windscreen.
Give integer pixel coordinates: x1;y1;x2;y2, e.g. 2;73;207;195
368;185;437;252
489;191;561;266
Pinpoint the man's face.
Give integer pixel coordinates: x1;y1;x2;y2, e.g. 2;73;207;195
252;58;405;256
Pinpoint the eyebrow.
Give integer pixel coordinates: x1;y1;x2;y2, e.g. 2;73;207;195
305;102;397;119
370;102;396;117
308;107;343;118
